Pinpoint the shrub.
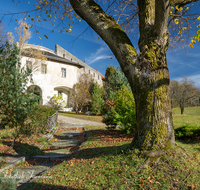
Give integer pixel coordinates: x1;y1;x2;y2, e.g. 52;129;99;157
102;85;136;134
175;125;200;138
28;104;56;134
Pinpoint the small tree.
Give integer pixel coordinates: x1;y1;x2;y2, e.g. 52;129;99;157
0;43;39;146
91;82;104;115
72;73;93;113
170;76;199;114
73;83;91;113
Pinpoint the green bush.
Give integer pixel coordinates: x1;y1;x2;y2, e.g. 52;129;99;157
28;105;56;134
175;124;200;138
102;85;136;134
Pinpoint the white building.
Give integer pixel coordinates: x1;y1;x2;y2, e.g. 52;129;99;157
20;44;103;108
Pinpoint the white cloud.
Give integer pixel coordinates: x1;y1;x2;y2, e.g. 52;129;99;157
85;46;112;65
172;74;200;87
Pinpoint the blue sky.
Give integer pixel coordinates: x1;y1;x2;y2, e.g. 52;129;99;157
1;1;200;86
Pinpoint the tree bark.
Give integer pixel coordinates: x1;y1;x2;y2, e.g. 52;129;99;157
70;0;175;154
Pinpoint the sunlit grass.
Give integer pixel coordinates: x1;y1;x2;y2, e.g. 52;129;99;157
21;125;200;190
58;112;103;122
172;107;200;127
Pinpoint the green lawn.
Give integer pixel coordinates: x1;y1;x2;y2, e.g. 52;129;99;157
20;107;200;190
172;107;200;127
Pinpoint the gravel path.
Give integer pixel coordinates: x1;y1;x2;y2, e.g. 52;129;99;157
58;115;106;127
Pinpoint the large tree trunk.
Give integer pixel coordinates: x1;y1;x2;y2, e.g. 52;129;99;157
70;0;175;155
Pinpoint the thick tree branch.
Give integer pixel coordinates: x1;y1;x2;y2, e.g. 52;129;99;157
69;0;138;86
170;0;198;6
154;0;170;45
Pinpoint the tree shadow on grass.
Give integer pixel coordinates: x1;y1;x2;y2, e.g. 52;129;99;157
0;140;43;157
18;182;79;190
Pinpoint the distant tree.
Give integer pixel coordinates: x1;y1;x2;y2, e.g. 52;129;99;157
0;20;8;46
104;65;115;81
91;82;104;115
72;73;93;113
0;43;39;146
104;66;131;100
170;76;199;114
7;20;47;73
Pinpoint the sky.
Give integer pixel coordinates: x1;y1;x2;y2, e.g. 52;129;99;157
1;0;200;87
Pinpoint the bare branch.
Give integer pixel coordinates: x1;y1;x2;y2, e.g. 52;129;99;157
170;0;198;6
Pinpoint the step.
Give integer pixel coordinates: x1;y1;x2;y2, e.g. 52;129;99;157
54;130;82;138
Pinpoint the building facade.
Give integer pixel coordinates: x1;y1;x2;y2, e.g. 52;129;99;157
21;44;103;108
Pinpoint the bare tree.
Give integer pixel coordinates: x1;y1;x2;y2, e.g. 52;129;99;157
0;21;8;46
7;20;47;73
170;76;199;114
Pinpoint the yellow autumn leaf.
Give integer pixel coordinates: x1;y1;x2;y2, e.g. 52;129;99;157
31;18;34;21
174;19;179;24
48;14;52;17
197;16;200;20
98;37;100;40
191;39;196;44
182;27;187;30
189;44;194;47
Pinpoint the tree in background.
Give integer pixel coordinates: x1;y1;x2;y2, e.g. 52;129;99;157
7;20;47;73
72;73;93;113
104;66;131;100
0;21;8;46
0;43;39;146
170;76;199;114
91;82;104;115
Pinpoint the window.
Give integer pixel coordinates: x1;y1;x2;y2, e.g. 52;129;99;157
61;68;66;77
89;70;90;74
93;73;95;77
63;54;65;58
41;64;47;74
98;75;100;80
26;61;32;70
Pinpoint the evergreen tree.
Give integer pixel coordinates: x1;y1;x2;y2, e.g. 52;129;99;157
0;43;39;146
104;66;131;100
91;83;104;115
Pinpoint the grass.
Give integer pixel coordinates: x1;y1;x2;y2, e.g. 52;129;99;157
0;107;199;189
58;111;103;122
172;107;200;127
20;125;200;190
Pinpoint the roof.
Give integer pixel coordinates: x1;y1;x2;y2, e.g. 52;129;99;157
22;48;84;69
